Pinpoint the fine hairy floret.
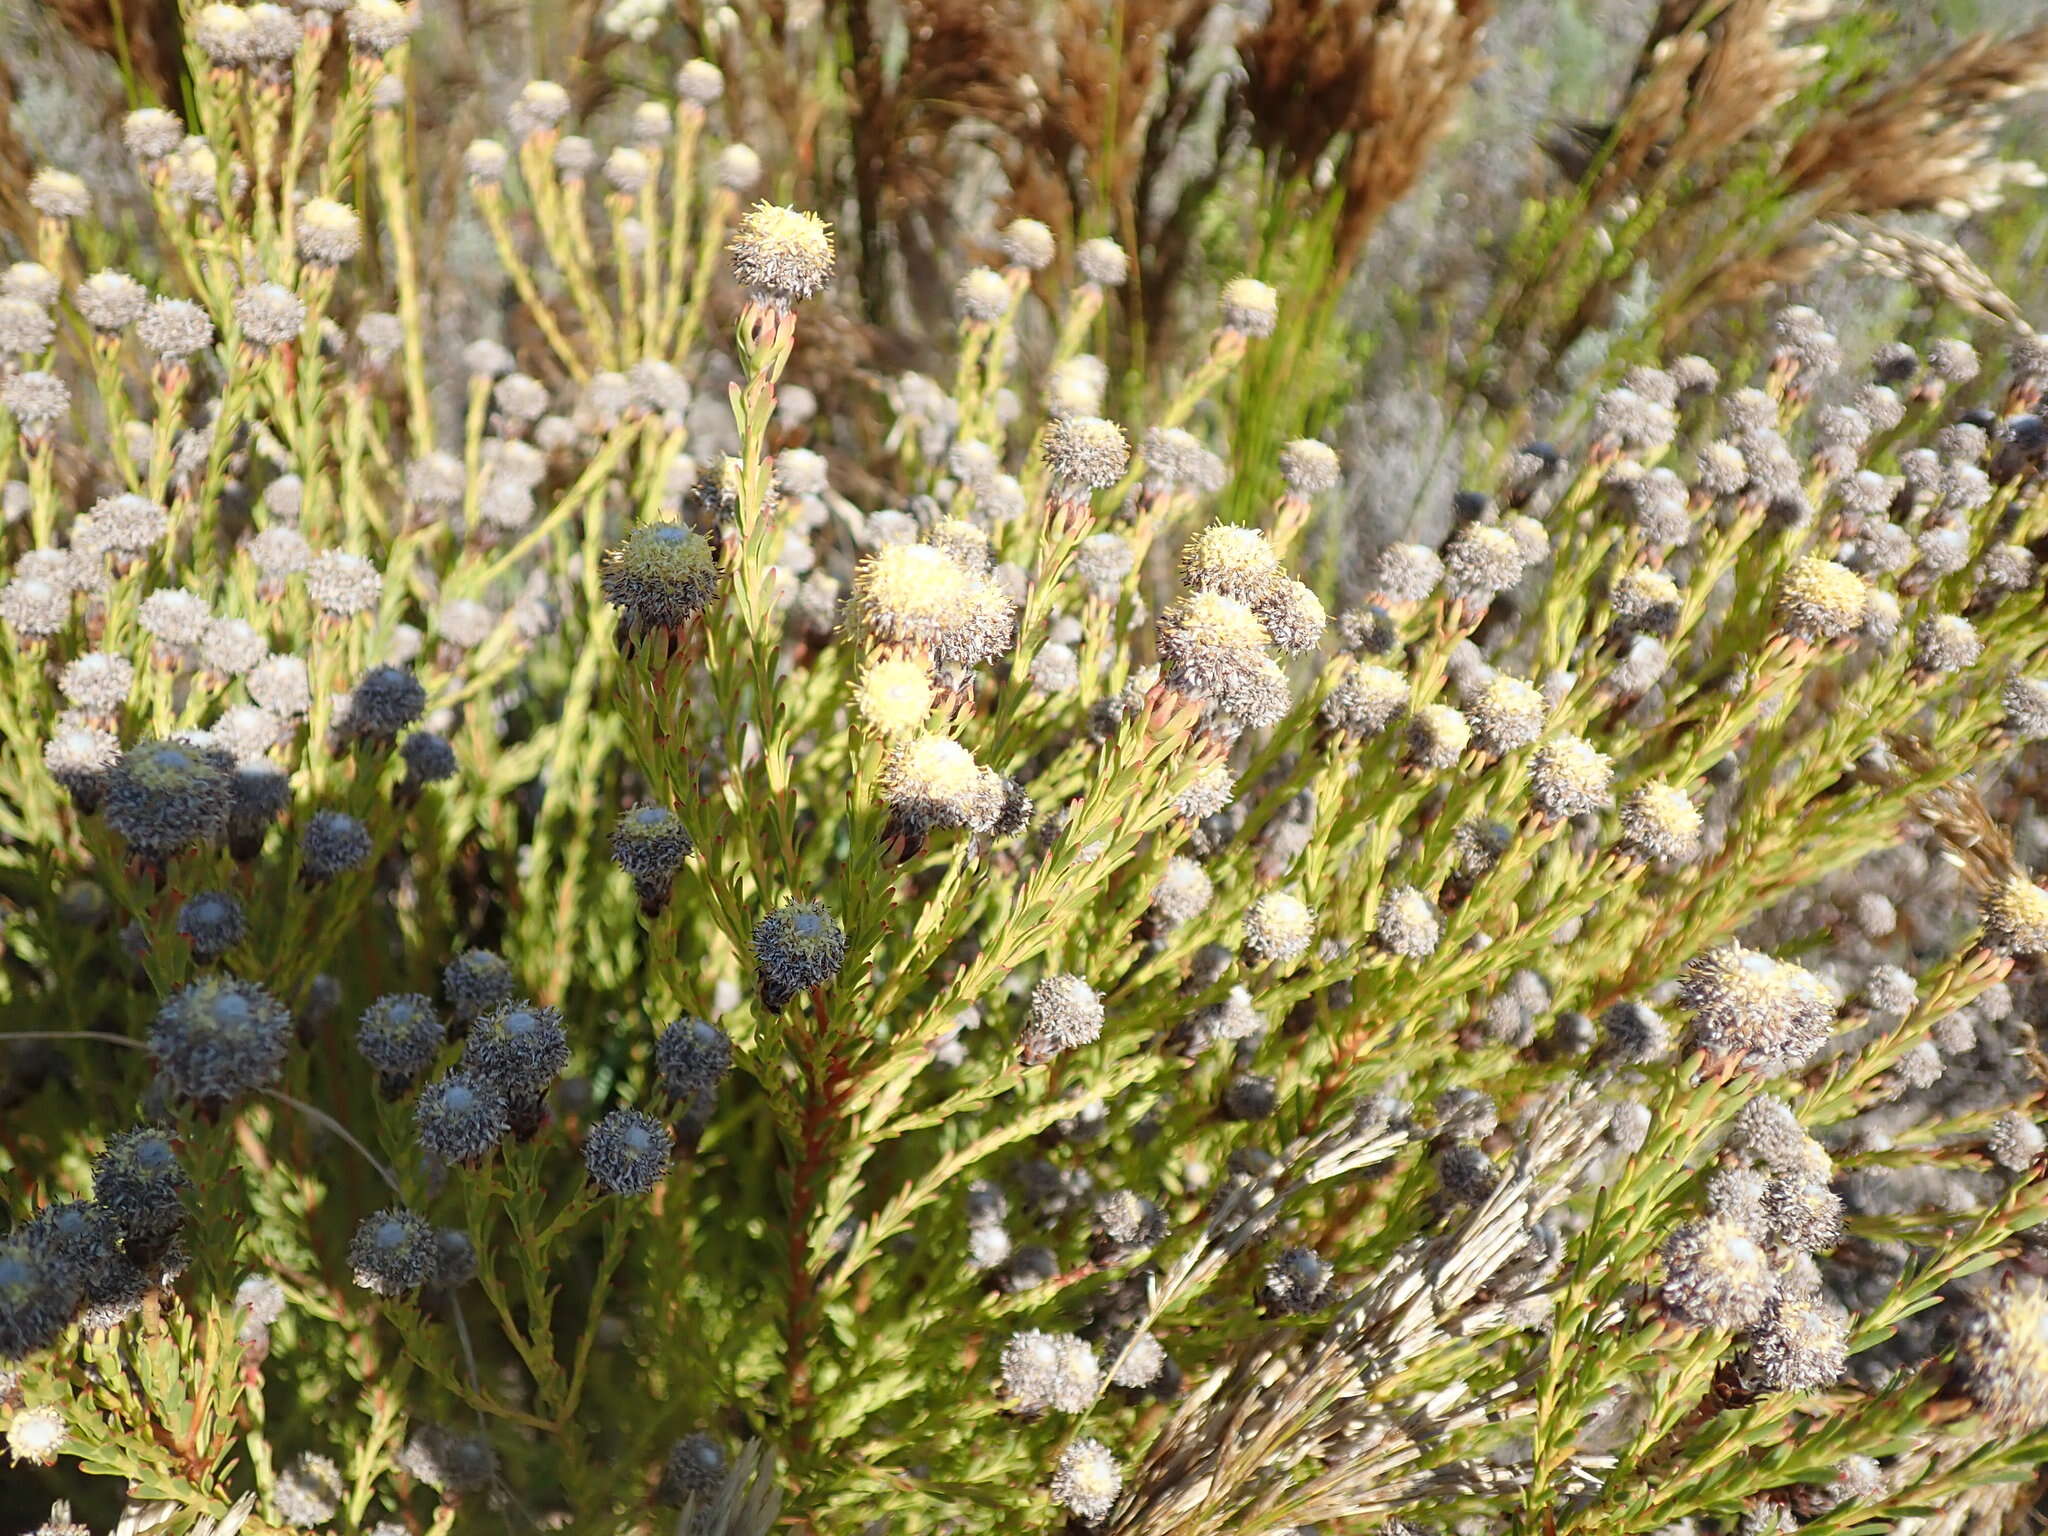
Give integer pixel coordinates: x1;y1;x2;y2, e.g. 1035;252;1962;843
752;900;846;1014
347;1209;439;1297
1679;945;1838;1074
609;805;695;910
1051;1438;1122;1523
412;1072;509;1165
882;735;1005;838
729;202;835;307
103;739;234;860
149;977;293;1106
582;1109;675;1195
602;523;720;637
356;994;446;1092
1661;1216;1773;1331
855;543;1015;667
1022;973;1105;1063
654;1016;734;1100
1956;1282;2048;1430
461;1001;570;1103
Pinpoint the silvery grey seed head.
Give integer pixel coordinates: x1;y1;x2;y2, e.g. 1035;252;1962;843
344;665;425;742
1000;1329;1098;1411
304;551;382;616
91;1127;189;1249
247;526;311;580
1374;885;1440;959
235;1274;288;1338
27;168;91;220
1278;438;1340;495
656;1432;726;1504
233;283;307;347
1042;415;1130;493
461;1000;569;1100
343;0;419;54
298;810;372;881
150;976;292;1105
1262;1245;1331;1314
443;949;516;1024
1989;1111;2046;1173
272;1451;344;1527
728;202;836;308
1660;1215;1772;1330
413;1071;508;1164
462;338;515;379
200;619;269;677
1075;237;1128;289
137;588;211;648
406;451;466;508
1023;973;1105;1060
954;268;1012;325
105;737;234;859
0;298;55;358
45;726;120;809
2004;677;2048;740
583;1109;674;1195
124;108;186;161
1051;1438;1121;1523
348;1208;437;1296
228;758;290;846
751;899;846;1012
493;372;549;423
998;218;1055;271
356;994;446;1085
1927;337;1979;382
675;59;725;105
0;262;53;307
295;198;363;266
245;654;311;719
2;371;69;430
549;134;596;180
1218;276;1277;338
175;890;246;961
356;311;403;361
1735;1288;1848;1393
655;1016;732;1100
400;731;457;787
1681;946;1838;1075
0;1233;84;1362
57;652;134;715
397;1424;498;1493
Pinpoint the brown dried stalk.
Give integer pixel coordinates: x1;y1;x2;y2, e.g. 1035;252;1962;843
1240;0;1493;283
45;0;183;101
1822;216;2026;325
845;0;1038;323
1551;0;1823;203
1112;1087;1610;1536
1018;0;1225;348
1781;25;2048;220
1898;740;2022;899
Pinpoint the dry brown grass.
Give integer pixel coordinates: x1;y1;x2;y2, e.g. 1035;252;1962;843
1823;216;2026;325
1511;8;2048;378
844;0;1041;324
829;0;1493;354
1241;0;1492;279
44;0;183;101
1781;24;2048;219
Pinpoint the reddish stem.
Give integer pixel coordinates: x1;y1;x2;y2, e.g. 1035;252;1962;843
781;988;856;1455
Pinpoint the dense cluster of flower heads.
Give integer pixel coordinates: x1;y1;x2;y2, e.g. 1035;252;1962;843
7;9;2048;1536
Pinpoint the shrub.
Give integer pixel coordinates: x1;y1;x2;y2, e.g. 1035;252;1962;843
5;7;2048;1536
